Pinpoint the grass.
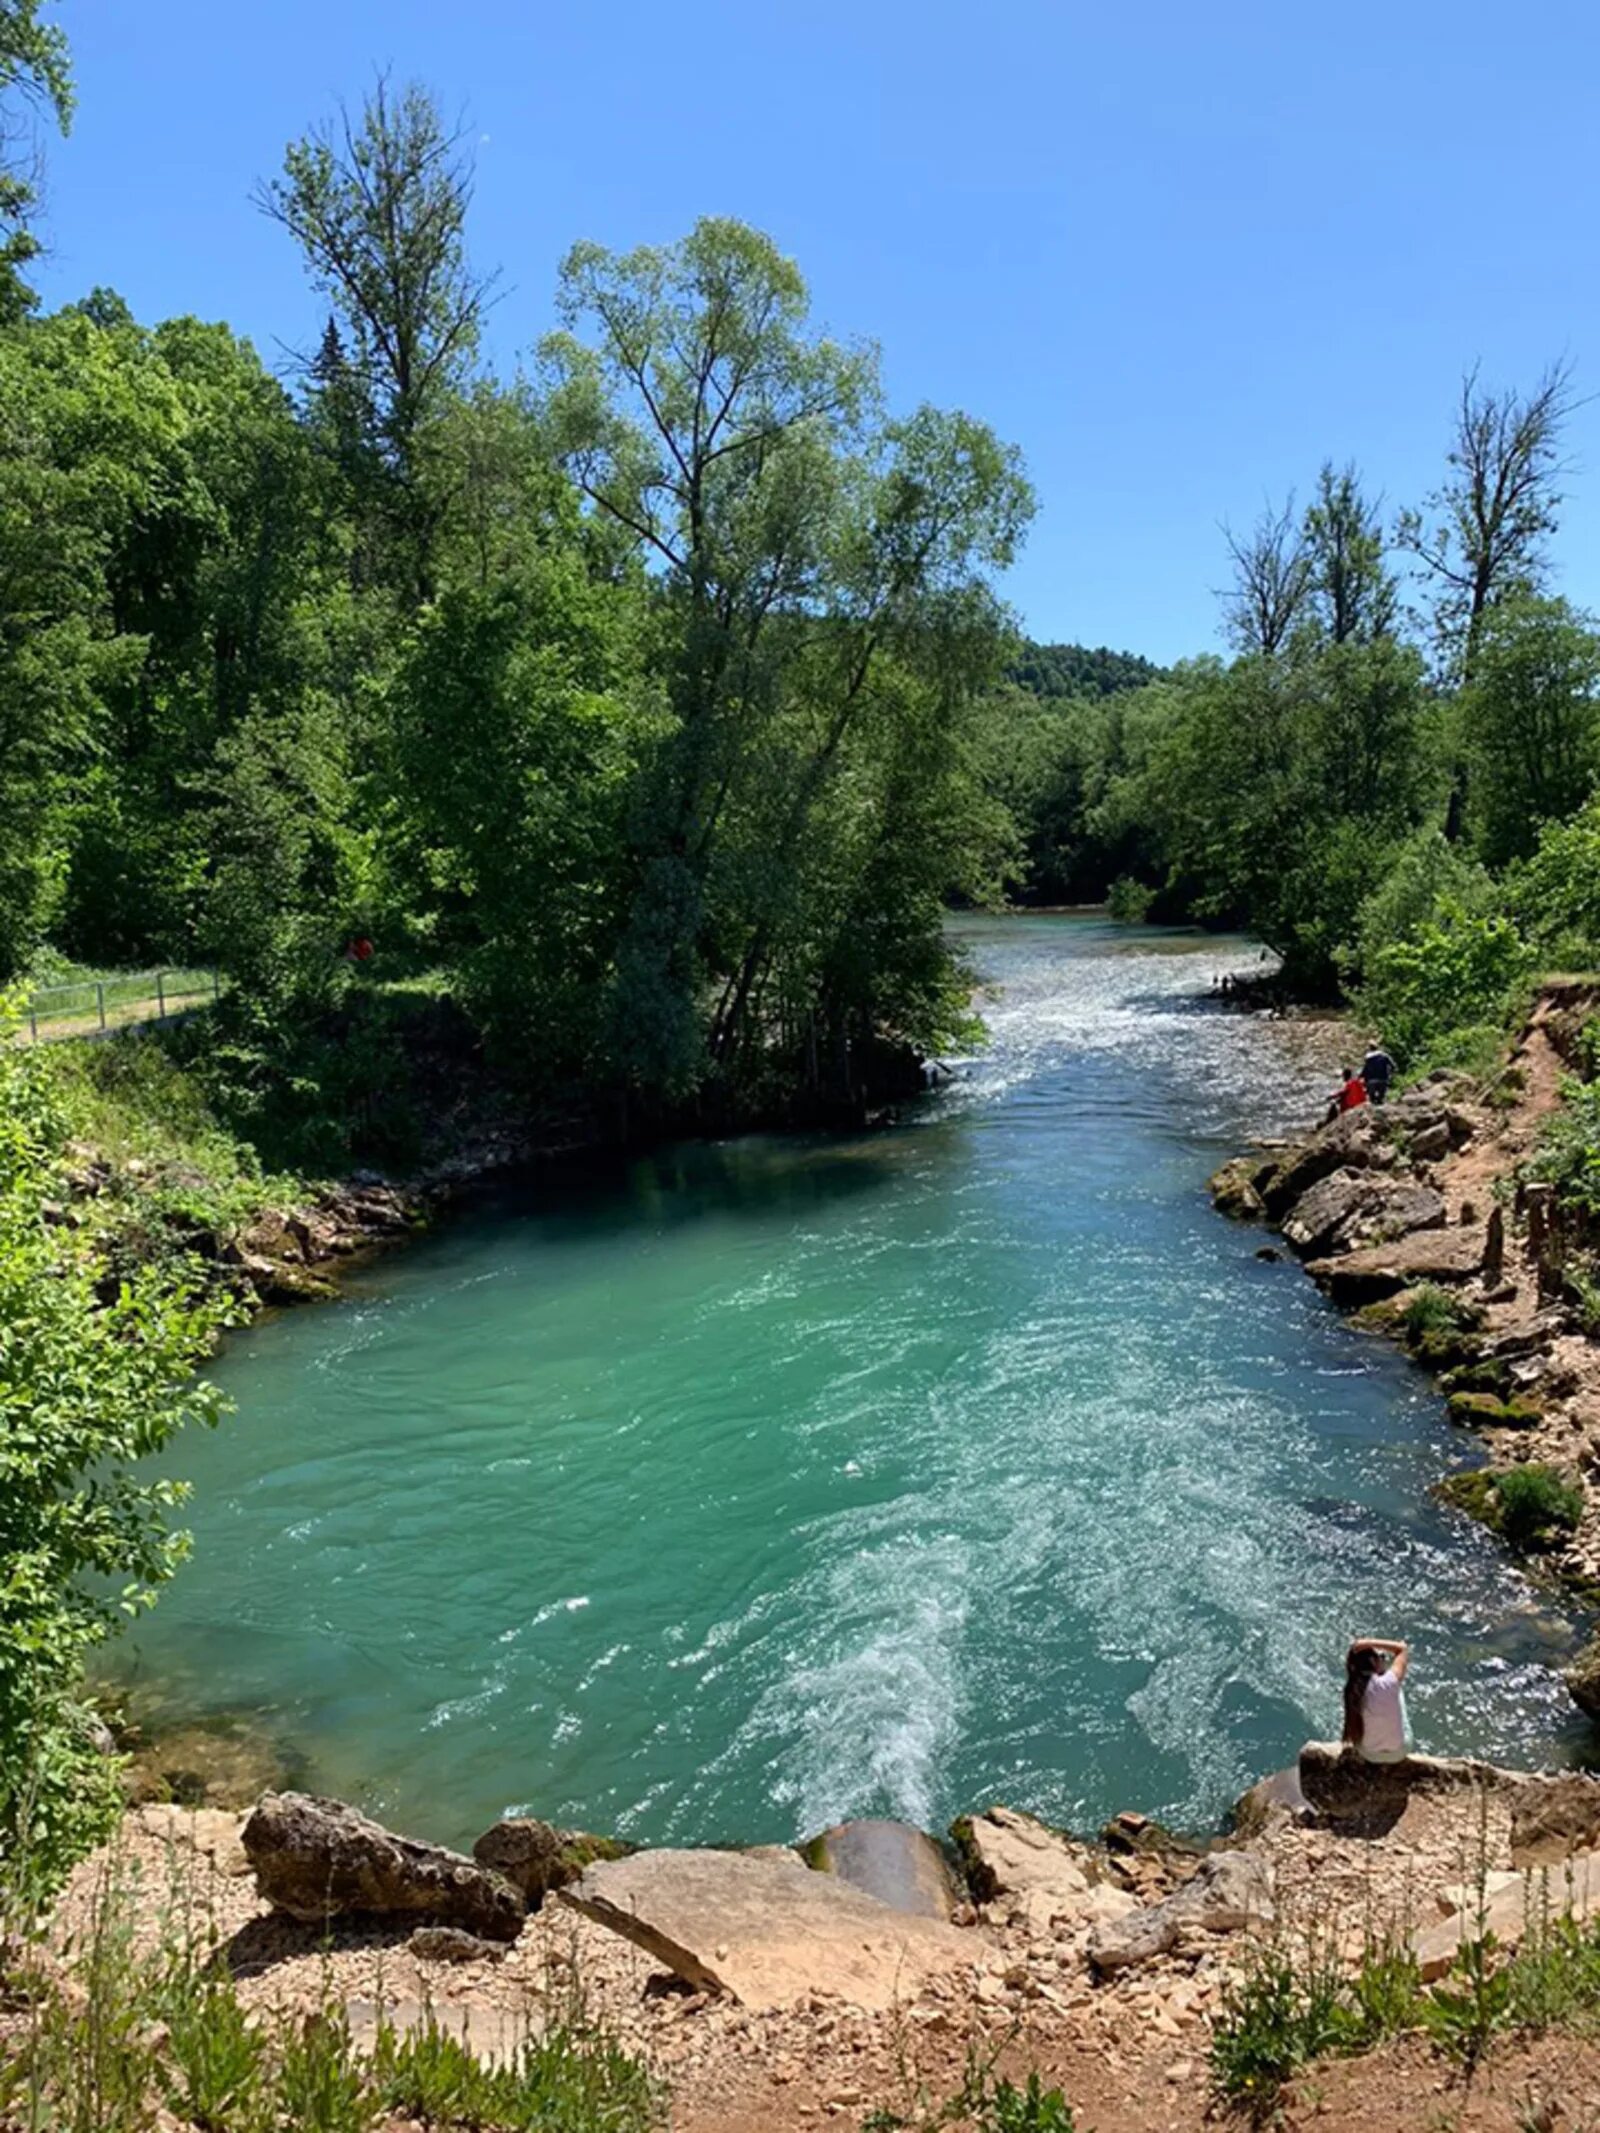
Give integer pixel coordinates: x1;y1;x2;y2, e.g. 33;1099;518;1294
1436;1462;1583;1553
1210;1870;1600;2123
0;1842;665;2133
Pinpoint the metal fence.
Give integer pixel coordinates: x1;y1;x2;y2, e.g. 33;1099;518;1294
19;968;222;1045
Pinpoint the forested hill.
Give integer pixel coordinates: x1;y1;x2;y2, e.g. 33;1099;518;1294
1009;642;1164;700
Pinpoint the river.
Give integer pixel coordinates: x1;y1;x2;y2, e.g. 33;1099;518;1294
114;914;1591;1851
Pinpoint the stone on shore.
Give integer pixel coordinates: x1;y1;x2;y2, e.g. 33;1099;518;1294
1413;1853;1600;1980
1306;1225;1484;1302
805;1819;959;1919
951;1806;1136;1931
1297;1742;1518;1823
557;1847;972;2011
241;1792;524;1942
1280;1173;1447;1260
1086;1848;1273;1973
471;1817;630;1911
1260;1112;1376;1219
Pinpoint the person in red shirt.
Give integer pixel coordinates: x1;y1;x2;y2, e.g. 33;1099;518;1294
1337;1067;1368;1113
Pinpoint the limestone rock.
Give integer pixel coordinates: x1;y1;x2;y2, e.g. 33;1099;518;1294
1086;1849;1273;1973
1298;1742;1519;1824
409;1925;505;1963
1413;1854;1600;1980
471;1817;630;1911
1306;1225;1484;1303
805;1819;958;1919
1209;1156;1265;1220
1512;1771;1600;1863
1261;1113;1375;1220
951;1806;1134;1932
242;1792;523;1942
557;1847;972;2012
128;1804;250;1878
1564;1638;1600;1726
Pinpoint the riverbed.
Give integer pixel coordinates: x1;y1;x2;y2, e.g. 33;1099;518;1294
114;914;1591;1850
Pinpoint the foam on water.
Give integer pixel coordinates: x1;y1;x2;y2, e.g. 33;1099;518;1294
111;915;1594;1849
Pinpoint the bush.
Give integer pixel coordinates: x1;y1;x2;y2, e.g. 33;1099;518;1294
0;1011;228;1911
1493;1464;1583;1550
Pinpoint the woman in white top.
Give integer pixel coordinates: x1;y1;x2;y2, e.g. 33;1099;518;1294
1342;1637;1409;1763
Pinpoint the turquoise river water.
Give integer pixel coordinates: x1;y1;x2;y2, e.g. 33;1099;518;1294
116;915;1593;1851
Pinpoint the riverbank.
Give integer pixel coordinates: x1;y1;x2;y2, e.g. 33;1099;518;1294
1210;980;1600;1723
25;1750;1600;2131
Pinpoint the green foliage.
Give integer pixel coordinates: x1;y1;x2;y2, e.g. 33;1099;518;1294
1492;1464;1583;1550
1356;904;1530;1074
0;1015;228;1909
1460;598;1600;865
862;2055;1078;2133
0;0;73;319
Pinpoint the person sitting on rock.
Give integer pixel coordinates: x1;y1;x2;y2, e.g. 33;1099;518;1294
1361;1041;1395;1105
1343;1637;1409;1764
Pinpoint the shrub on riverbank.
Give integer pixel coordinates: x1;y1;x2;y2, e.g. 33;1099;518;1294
0;1017;229;1909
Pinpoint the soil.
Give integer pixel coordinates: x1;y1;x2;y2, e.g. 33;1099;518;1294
38;1774;1600;2133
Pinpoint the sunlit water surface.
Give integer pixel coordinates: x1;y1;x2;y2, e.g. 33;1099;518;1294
116;916;1592;1849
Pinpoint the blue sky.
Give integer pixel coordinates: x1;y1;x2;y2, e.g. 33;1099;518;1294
29;0;1600;661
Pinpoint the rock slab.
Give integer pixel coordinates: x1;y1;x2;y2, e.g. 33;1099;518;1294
1086;1849;1273;1973
953;1806;1136;1932
242;1792;523;1942
558;1847;972;2011
1083;1842;1271;1970
805;1819;958;1920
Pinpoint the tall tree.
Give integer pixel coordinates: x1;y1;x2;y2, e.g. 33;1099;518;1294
1219;495;1312;656
1303;461;1396;645
0;0;72;321
543;217;1032;1099
1399;362;1578;676
1459;596;1600;865
256;77;497;602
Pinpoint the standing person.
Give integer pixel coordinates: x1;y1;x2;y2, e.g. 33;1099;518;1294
1362;1040;1395;1105
1342;1637;1410;1763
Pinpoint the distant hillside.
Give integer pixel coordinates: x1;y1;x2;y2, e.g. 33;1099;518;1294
1010;642;1164;700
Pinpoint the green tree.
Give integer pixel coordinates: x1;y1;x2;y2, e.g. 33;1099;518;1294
1303;461;1396;645
1459;596;1600;864
0;0;72;321
543;216;1033;1103
257;77;497;604
0;1027;225;1907
1400;363;1576;678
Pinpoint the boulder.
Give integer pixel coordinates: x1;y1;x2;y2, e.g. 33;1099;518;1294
128;1804;250;1878
242;1792;523;1942
950;1807;1135;1931
1566;1637;1600;1725
471;1817;630;1911
1306;1225;1484;1303
557;1847;972;2012
1413;1854;1600;1981
1209;1157;1265;1220
1086;1848;1273;1974
1281;1170;1374;1258
805;1819;958;1920
1261;1113;1376;1220
1511;1772;1600;1863
1297;1743;1519;1825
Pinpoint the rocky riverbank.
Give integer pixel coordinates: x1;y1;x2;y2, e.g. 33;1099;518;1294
36;1752;1600;2131
1209;981;1600;1718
